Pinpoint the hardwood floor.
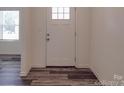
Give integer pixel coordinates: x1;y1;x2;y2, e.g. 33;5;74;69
23;67;101;86
0;55;101;86
0;55;31;86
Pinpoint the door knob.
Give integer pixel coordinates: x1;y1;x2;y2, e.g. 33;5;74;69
47;33;50;36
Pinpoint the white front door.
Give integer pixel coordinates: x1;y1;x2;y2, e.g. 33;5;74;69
46;7;76;66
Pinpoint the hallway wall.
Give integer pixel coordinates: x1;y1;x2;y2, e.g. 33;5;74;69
22;8;124;83
0;41;21;54
20;8;32;76
76;8;91;68
90;8;124;85
31;7;91;68
31;8;47;68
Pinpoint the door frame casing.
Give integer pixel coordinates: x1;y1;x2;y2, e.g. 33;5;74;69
44;7;78;67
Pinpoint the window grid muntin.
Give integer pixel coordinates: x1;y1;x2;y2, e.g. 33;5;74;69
52;7;70;19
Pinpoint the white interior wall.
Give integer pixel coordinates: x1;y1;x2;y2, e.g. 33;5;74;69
76;8;91;68
90;8;124;85
20;7;124;82
31;8;47;68
0;41;21;54
20;8;32;76
31;7;91;68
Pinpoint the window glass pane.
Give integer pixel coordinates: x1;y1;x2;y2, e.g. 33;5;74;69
0;25;3;31
3;25;19;40
52;14;57;19
64;14;70;19
0;26;3;39
3;11;19;25
64;7;70;13
3;25;15;33
3;11;15;25
0;11;19;40
15;12;19;25
15;25;19;31
14;26;19;39
58;7;64;13
52;7;57;13
58;14;63;19
0;12;3;25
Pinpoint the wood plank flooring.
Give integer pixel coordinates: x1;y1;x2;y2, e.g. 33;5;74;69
0;55;101;86
0;55;31;86
23;67;101;86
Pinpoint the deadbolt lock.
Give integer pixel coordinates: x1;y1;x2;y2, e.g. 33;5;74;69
46;38;50;41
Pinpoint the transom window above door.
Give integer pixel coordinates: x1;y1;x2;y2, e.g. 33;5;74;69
0;11;19;40
52;7;70;19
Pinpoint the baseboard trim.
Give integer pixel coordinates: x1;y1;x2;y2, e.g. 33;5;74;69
20;72;28;77
90;66;103;85
75;65;89;68
20;67;31;76
32;64;46;68
46;66;75;68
